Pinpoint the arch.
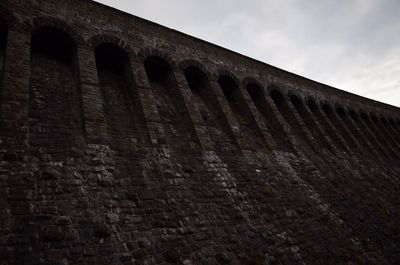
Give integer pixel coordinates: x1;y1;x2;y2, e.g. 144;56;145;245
247;82;292;150
28;26;84;149
336;106;347;118
179;59;212;77
216;69;240;85
291;94;333;152
267;83;285;98
184;65;210;94
218;74;240;102
270;89;285;106
370;113;378;123
30;16;84;46
242;77;264;90
306;99;319;113
144;55;174;86
143;54;199;155
184;65;237;151
95;42;146;148
306;98;348;152
321;103;357;150
218;74;265;149
290;95;304;107
90;34;134;57
247;82;266;102
270;88;315;151
137;48;176;69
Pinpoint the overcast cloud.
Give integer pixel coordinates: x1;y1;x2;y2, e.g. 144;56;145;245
95;0;400;107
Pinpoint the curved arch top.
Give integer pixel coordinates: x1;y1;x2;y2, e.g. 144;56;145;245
242;77;265;89
216;69;240;85
179;59;212;77
90;34;134;57
29;16;84;46
137;47;177;68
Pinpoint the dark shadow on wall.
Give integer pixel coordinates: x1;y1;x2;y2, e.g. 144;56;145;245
28;27;84;151
218;75;265;150
95;43;147;150
307;100;348;153
184;66;237;152
322;103;359;153
291;96;333;154
0;18;7;108
270;89;312;151
247;83;293;151
144;56;200;157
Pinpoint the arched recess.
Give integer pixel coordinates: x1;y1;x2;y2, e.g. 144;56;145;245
184;66;236;152
144;55;199;156
95;43;147;149
28;26;84;150
307;99;347;152
349;110;388;158
218;75;265;149
290;95;333;153
378;116;400;152
339;107;374;154
322;104;359;153
246;82;292;151
270;89;312;151
0;17;7;99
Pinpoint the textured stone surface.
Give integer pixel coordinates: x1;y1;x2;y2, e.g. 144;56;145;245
0;0;400;264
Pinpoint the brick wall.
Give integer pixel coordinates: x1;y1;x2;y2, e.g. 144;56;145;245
1;0;400;264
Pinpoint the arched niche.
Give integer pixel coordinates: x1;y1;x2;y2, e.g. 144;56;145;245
0;17;7;95
28;27;84;150
184;66;236;151
270;89;313;150
247;83;292;151
291;95;331;152
306;99;347;152
144;56;198;155
95;43;145;149
218;75;246;123
219;75;265;149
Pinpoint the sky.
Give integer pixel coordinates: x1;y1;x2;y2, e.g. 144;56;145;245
95;0;400;107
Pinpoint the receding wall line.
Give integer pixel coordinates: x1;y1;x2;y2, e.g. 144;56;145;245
290;96;336;156
307;100;350;155
351;111;390;159
376;117;400;154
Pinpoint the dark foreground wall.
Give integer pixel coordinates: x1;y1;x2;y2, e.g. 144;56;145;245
1;0;400;264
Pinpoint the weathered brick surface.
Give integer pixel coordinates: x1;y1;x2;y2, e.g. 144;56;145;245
1;0;400;264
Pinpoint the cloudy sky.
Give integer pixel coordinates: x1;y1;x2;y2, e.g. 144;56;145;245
95;0;400;107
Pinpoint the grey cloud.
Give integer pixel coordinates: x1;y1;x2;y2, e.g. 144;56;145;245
95;0;400;107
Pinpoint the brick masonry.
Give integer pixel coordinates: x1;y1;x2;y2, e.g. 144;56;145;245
0;0;400;264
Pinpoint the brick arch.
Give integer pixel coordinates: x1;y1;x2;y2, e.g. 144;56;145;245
335;106;348;117
287;90;304;102
179;59;215;82
266;83;285;97
289;93;306;106
348;108;359;118
90;34;134;57
320;101;335;112
29;16;84;46
137;47;176;68
242;77;264;90
216;69;240;85
305;96;317;105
